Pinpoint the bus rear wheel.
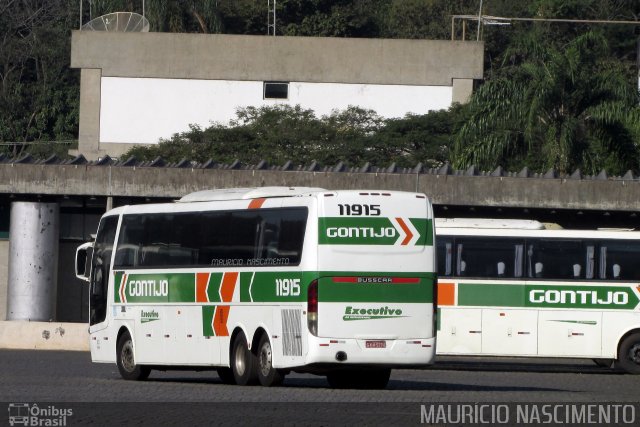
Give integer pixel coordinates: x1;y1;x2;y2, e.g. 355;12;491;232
116;331;150;381
617;333;640;374
231;331;258;385
257;334;284;387
326;368;390;389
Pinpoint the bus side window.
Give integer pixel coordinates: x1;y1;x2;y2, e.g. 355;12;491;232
514;244;524;278
572;263;581;278
599;240;640;281
585;245;595;279
456;243;464;276
613;264;621;279
497;261;506;277
599;246;607;279
436;239;452;277
453;238;521;278
535;262;544;278
528;239;583;280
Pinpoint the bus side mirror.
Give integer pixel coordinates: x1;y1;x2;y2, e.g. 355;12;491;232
75;242;94;282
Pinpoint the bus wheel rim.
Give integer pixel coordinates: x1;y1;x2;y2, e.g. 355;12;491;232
629;343;640;365
260;341;272;377
122;340;135;372
235;343;246;376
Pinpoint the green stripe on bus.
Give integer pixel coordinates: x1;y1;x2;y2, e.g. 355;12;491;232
248;271;314;303
318;217;432;246
410;218;433;245
113;270;435;304
117;273;196;303
319;272;435;303
457;283;640;310
240;272;253;302
202;306;215;336
206;273;223;303
458;283;524;307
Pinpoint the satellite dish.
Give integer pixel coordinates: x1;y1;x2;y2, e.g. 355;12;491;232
82;12;149;32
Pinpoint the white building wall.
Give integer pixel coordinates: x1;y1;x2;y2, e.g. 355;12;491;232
100;77;452;145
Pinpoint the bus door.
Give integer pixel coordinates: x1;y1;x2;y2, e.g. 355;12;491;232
88;215;119;361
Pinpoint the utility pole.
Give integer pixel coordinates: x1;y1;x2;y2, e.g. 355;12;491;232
637;28;640;93
268;0;276;36
476;0;483;41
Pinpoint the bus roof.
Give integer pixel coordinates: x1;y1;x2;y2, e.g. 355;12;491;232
435;218;545;230
178;187;327;202
436;218;640;239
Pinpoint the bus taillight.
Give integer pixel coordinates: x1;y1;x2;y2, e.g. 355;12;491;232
307;279;318;336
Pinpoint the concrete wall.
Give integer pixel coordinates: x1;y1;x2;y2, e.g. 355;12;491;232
70;32;484;159
1;163;639;212
0;321;88;351
0;240;8;321
71;32;484;85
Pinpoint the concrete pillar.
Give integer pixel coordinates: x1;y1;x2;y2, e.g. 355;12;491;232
7;202;60;321
0;240;8;321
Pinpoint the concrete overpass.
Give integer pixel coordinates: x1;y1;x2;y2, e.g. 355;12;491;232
0;154;639;325
1;155;638;212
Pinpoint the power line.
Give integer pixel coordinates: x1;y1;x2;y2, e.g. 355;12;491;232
452;14;640;41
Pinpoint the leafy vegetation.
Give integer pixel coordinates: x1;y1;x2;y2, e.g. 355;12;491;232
2;0;640;174
126;105;461;168
453;31;640;175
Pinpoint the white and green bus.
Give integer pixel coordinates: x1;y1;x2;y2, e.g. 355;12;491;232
435;218;640;373
75;187;437;388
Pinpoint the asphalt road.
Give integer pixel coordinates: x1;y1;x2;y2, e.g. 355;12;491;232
1;350;638;425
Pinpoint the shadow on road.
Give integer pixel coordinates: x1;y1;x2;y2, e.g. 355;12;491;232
430;358;623;375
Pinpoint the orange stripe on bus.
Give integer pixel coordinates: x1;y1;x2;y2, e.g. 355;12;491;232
195;273;209;303
120;273;127;303
395;218;414;245
213;306;230;336
220;272;238;302
438;282;455;306
248;198;266;209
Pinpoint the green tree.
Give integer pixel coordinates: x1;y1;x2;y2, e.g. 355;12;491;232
145;0;224;33
370;105;467;168
383;0;476;40
123;104;463;168
0;0;80;157
452;31;640;175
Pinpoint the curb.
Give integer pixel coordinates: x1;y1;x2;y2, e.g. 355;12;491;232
0;321;89;351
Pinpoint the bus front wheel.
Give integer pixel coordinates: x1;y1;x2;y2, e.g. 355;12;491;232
231;331;258;385
256;334;284;387
116;331;151;381
618;333;640;374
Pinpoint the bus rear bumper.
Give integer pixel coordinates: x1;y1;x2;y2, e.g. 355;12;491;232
305;336;436;366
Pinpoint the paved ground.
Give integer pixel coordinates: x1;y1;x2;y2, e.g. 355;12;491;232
1;350;638;425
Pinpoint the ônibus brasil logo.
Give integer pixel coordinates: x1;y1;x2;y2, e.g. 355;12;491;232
343;306;407;321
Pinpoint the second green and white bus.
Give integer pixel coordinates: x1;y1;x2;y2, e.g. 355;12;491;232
75;187;437;388
435;218;640;373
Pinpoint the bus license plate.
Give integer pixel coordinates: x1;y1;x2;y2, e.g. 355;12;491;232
366;340;386;349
